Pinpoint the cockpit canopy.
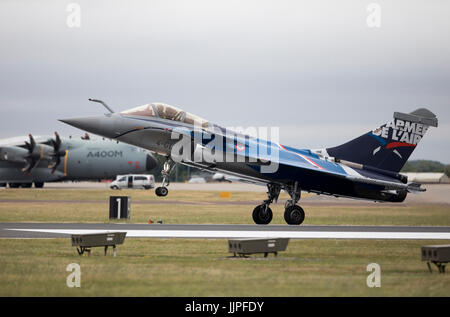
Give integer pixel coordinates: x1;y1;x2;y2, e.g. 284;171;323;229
121;103;209;128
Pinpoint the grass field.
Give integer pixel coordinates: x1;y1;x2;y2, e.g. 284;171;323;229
1;238;449;296
0;188;449;296
0;189;449;226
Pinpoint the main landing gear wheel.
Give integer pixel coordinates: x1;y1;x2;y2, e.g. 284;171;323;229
155;187;168;197
252;205;273;225
283;181;305;225
251;183;280;225
284;205;305;225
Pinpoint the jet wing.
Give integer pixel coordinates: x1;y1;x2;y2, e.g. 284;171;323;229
204;158;419;197
197;133;417;194
238;141;421;195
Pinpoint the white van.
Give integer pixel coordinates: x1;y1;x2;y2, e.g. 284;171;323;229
110;174;155;190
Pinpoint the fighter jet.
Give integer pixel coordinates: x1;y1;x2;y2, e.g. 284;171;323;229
0;132;157;188
61;99;438;225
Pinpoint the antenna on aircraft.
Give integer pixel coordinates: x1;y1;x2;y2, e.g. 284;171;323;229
88;98;114;114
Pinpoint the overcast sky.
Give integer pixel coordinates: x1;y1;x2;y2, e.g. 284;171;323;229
0;0;449;162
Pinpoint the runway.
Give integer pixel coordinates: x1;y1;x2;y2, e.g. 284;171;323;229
1;223;450;240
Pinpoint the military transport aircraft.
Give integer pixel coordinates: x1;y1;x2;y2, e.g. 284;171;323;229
61;99;438;225
0;132;157;188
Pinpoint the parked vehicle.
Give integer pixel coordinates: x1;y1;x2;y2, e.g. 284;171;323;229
110;174;155;190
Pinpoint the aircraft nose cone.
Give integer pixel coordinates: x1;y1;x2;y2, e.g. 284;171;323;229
59;117;98;129
59;116;119;139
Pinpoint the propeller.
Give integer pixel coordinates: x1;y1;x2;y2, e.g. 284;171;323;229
48;132;66;174
21;134;41;174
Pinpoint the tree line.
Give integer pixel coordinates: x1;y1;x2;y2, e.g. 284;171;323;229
401;160;450;176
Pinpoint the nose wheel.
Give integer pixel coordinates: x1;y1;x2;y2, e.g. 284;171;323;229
155;157;174;197
155;186;168;197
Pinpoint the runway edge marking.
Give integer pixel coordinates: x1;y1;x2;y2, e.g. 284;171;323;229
5;229;450;240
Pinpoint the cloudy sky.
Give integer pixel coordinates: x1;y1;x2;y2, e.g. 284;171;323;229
1;0;449;162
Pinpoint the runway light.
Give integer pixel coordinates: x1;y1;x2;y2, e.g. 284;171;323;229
71;232;127;257
422;245;450;273
228;238;289;258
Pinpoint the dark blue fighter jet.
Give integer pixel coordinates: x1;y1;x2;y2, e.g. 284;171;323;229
61;99;438;225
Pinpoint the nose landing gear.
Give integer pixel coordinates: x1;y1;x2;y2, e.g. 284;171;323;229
155;157;174;197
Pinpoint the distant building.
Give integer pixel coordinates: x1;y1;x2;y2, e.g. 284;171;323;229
404;173;450;184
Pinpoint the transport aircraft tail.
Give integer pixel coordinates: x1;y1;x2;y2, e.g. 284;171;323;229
325;108;438;173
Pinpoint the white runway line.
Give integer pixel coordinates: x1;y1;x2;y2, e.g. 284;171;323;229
6;229;450;240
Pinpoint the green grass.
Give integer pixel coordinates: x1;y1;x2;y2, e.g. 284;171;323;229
0;238;448;296
0;188;449;296
0;201;449;226
0;188;276;202
0;189;449;225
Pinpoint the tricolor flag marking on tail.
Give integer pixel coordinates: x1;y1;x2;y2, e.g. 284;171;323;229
327;108;437;173
369;132;417;150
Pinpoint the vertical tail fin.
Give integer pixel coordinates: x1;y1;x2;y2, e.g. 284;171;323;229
325;108;438;173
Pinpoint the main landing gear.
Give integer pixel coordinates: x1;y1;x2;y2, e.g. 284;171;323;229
252;183;280;225
252;182;305;225
284;182;305;225
155;157;175;197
